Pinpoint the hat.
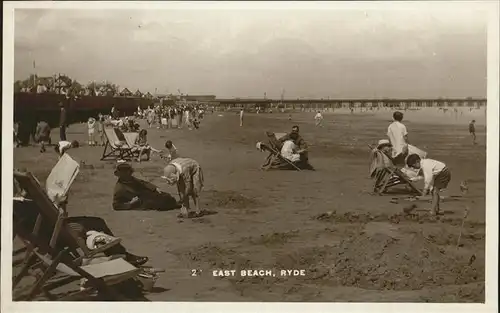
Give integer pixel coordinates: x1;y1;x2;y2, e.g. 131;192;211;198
114;163;133;176
161;164;179;185
377;139;392;149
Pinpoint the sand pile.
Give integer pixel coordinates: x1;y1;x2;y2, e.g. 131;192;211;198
330;231;484;291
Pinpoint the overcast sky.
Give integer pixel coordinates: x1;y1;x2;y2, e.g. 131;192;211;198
13;4;488;99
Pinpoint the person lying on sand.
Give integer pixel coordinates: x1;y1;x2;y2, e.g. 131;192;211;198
162;158;204;218
13;177;149;266
112;163;178;211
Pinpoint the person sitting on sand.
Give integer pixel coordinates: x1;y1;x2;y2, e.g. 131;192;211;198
406;154;451;216
162;158;204;218
112;163;178;211
13;176;149;266
55;140;79;157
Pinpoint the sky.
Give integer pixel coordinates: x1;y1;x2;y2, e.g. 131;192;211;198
13;3;489;99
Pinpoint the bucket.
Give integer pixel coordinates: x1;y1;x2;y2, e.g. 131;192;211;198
135;272;158;292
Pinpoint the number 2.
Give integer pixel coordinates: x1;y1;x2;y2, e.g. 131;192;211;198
191;269;200;276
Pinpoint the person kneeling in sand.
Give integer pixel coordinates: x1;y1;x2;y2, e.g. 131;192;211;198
112;163;178;211
162;158;204;218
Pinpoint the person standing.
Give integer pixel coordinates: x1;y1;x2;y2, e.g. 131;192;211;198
469;120;477;145
34;120;51;153
387;111;409;166
59;102;67;141
239;108;244;127
314;111;323;127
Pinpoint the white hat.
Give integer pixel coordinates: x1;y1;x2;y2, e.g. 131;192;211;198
377;139;392;148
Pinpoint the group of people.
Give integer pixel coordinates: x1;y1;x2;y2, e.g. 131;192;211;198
258;125;315;171
375;111;452;216
137;104;206;131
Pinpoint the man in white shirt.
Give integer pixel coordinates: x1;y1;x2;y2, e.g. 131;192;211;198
406;154;451;216
314;111;323;127
281;133;301;163
240;109;244;127
387;111;409;165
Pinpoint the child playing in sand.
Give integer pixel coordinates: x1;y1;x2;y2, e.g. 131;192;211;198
163;140;179;162
55;140;79;157
87;117;97;146
406;154;451;216
469;120;477;145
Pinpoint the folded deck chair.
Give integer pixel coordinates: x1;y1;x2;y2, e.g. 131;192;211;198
13;171;123;290
368;145;423;196
101;128;136;161
13;220;139;301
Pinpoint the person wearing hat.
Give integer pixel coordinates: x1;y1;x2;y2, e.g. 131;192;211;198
162;158;204;218
376;139;393;157
112;163;178;211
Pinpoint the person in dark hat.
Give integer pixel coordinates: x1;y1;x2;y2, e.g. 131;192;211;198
112;163;178;211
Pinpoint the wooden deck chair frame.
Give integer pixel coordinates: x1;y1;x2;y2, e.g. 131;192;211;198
260;139;301;171
367;145;423;196
13;171;122;288
13;223;139;301
101;128;136;161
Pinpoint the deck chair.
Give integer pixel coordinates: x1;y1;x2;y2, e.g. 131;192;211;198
13;217;140;301
13;171;124;290
368;145;423;196
259;132;302;171
101;128;136;161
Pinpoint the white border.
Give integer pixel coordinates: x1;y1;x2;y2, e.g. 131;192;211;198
2;2;498;313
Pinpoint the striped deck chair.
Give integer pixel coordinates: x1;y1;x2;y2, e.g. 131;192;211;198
13;171;124;292
13;220;140;301
101;128;136;161
259;132;301;171
368;145;423;196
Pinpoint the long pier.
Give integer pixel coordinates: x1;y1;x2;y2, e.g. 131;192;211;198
214;98;487;109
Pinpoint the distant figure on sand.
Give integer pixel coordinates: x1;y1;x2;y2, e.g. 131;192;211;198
469;120;477;145
240;108;244;127
387;111;409;166
87;117;97;146
314;111;323;127
34;121;51;153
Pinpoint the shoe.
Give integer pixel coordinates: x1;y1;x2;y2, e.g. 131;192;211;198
126;254;149;266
